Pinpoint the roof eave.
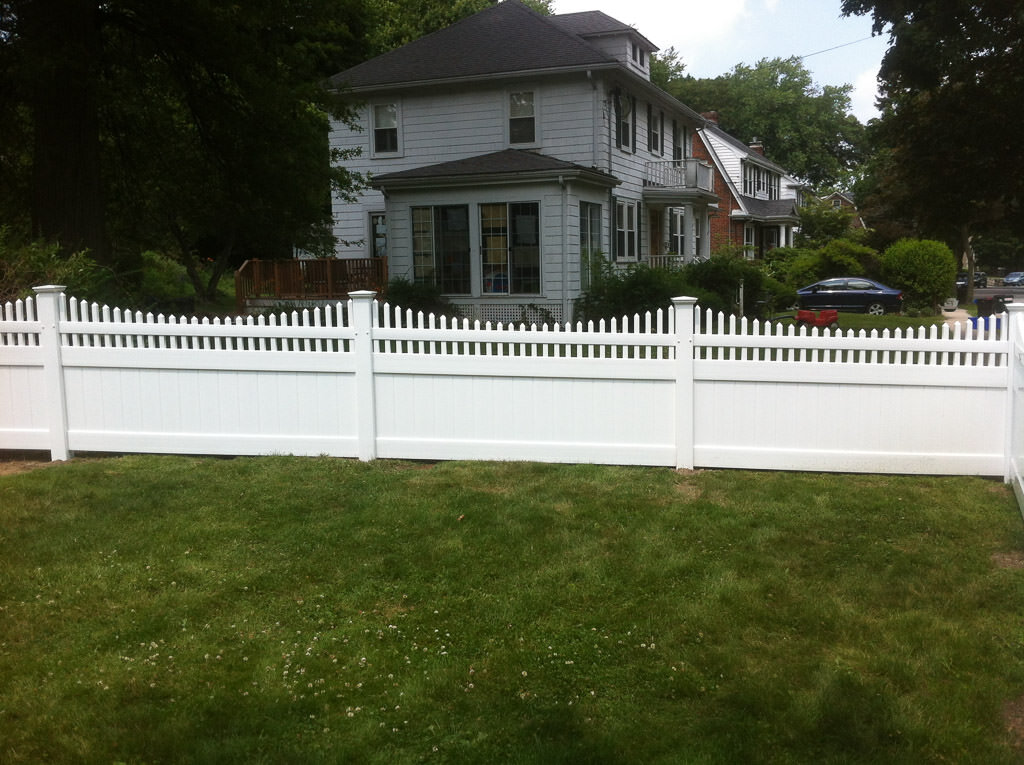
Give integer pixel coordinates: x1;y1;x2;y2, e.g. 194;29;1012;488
373;167;621;192
332;62;622;96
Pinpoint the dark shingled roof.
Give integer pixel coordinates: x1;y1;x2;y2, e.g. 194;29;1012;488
742;197;800;219
331;1;625;90
551;10;657;50
372;149;618;186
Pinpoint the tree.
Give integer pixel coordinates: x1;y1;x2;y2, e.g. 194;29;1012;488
795;199;858;249
1;0;373;298
841;0;1024;295
666;57;866;189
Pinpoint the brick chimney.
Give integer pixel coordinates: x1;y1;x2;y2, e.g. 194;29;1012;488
749;137;765;155
701;111;719;124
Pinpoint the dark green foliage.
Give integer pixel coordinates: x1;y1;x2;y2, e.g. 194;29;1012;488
842;1;1024;263
381;278;459;320
0;228;114;304
575;255;790;323
768;240;881;291
1;0;375;301
796;198;860;249
668;57;866;188
880;238;957;311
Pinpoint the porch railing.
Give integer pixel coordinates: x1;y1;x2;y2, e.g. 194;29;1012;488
235;258;388;313
644;159;714;192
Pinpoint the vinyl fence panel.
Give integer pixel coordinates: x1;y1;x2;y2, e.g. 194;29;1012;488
2;288;1022;513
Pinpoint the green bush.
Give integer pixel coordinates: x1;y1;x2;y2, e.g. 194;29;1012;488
382;278;459;320
0;227;113;304
574;254;791;324
880;238;957;312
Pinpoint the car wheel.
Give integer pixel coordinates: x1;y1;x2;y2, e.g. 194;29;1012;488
866;302;885;315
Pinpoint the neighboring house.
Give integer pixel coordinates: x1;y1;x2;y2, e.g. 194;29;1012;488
692;112;804;259
821;191;867;229
327;0;716;323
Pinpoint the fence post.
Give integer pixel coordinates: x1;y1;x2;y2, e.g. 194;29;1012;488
349;290;378;461
33;285;72;461
672;296;698;470
1004;303;1024;485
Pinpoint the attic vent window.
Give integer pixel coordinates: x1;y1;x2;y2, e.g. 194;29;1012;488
632;42;644;66
509;91;536;144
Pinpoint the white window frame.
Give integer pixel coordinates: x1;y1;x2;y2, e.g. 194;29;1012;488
615;199;639;261
369;212;387;258
743;225;756;258
371;102;401;157
508;90;539;146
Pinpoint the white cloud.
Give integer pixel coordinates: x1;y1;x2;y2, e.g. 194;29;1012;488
850;67;881;123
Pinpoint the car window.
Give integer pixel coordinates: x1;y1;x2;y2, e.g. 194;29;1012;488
847;280;874;290
819;280;846;291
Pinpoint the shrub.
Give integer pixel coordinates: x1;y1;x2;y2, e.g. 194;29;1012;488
382;278;459;320
880;238;957;312
0;227;113;304
575;263;690;326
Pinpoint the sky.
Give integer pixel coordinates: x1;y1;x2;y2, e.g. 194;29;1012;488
553;0;891;123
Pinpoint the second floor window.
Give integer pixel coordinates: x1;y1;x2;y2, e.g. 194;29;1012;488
616;94;636;151
509;91;536;144
373;103;399;154
648;106;663;155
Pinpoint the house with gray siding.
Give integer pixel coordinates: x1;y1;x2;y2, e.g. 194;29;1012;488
328;0;716;323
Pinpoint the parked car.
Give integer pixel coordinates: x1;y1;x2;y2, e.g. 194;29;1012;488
1003;272;1024;287
796;278;904;315
956;271;988;288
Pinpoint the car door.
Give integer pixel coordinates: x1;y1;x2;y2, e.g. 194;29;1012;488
846;279;878;310
811;279;846;309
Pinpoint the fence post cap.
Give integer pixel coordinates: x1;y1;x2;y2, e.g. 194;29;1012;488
670;296;698;306
348;290;377;299
33;285;66;294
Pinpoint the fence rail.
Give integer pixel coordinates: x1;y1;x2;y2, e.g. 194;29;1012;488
2;287;1022;511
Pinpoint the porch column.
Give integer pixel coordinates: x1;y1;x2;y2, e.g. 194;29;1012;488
682;204;695;262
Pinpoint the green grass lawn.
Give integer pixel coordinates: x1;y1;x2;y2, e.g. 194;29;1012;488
2;456;1024;764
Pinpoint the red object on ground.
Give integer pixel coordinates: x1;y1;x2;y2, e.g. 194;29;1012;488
795;309;839;328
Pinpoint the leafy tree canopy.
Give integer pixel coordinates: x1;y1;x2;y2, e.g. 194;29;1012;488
0;0;373;299
661;56;866;189
842;0;1024;265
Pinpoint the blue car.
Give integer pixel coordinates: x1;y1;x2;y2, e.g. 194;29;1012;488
797;278;904;315
1003;272;1024;287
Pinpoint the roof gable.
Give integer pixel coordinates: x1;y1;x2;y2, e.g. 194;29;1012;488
331;1;616;91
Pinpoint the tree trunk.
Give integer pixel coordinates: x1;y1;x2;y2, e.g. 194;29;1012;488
22;0;109;263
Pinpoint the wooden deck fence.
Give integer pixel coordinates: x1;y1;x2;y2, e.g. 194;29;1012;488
234;258;387;313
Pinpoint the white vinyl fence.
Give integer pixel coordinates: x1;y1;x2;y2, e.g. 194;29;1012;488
2;286;1022;499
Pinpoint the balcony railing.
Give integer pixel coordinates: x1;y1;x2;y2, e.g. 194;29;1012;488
644;159;714;192
235;258;388;313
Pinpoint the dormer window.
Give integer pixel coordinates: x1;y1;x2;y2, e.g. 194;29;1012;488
631;42;645;67
509;91;536;144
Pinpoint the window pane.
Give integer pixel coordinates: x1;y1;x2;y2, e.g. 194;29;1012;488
510;92;535;143
481;203;509;294
436;206;470;294
373;104;398;153
510;202;540;294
